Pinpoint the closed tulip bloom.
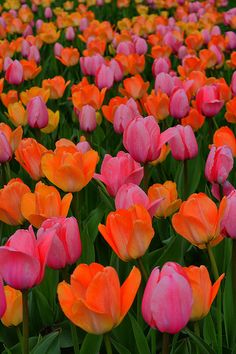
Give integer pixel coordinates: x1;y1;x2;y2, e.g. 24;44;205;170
54;42;63;57
172;193;226;248
170;88;190;119
196;85;224;117
7;101;27;127
0;179;30;226
142;262;193;334
80;54;105;76
99;204;154;261
113;101;138;134
109;59;123;82
161;125;198;160
5;60;24;85
77;105;97;132
21;181;72;228
41;146;99;192
65;26;75;41
1;286;22;327
0;226;54;289
37;217;81;269
211;181;235;201
152;57;171;76
155;73;174;97
27;96;49;129
94;151;144;197
115;183;162;217
205;145;233;184
95;64;114;90
58;263;141;334
221;190;236;239
27;45;40;64
148;181;182;218
116;41;135;55
0;132;12;163
184;265;224;321
123;116;162;163
134;37;148;55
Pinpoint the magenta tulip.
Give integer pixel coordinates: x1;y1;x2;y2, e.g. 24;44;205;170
27;96;49;129
221;190;236;239
80;54;105;76
170;88;190;119
205;145;233;184
0;132;12;163
196;85;224;117
5;60;24;85
0;277;6;318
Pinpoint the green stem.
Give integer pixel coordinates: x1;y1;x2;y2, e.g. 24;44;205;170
161;332;169;354
206;244;222;354
151;329;157;354
17;326;23;352
137;257;148;282
104;333;112;354
142;163;150;192
193;322;200;354
183;159;188;200
22;290;29;354
70;322;80;354
232;240;236;321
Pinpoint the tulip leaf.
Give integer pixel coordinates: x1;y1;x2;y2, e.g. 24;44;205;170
79;333;103;354
31;331;60;354
129;313;151;354
183;328;215;354
223;260;235;348
203;312;218;352
110;338;131;354
84;203;105;242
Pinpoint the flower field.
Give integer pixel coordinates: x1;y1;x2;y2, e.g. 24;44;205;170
0;0;236;353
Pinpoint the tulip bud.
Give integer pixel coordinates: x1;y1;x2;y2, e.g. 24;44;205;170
205;145;233;184
95;64;114;89
65;26;75;41
27;45;40;64
0;132;12;163
5;60;24;85
77;105;97;132
1;286;22;327
231;71;236;96
27;96;49;129
170;89;190;119
54;42;63;57
44;7;53;19
221;190;236;239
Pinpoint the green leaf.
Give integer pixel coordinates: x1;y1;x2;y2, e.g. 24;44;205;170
129;313;151;354
79;333;103;354
84;203;105;242
110;338;131;354
203;313;217;352
183;328;215;354
31;332;60;354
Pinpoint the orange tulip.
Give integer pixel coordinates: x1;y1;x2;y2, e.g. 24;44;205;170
148;181;181;218
0;123;22;153
184;265;224;321
20;86;50;105
57;263;141;334
181;108;205;131
0;178;30;225
213;126;236;157
20;59;42;80
119;74;149;99
72;82;106;111
21;181;72;228
172;193;226;249
41;145;99;192
185;32;204;51
225;96;236;123
226;52;236;68
1;90;18;108
7;101;27;127
42;76;70;99
56;47;80;67
0;78;4;94
38;23;61;44
1;286;22;327
98;205;154;261
142;91;169;121
15;138;48;180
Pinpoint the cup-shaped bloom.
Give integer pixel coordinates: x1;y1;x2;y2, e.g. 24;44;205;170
37;217;81;269
231;71;236;96
5;60;24;85
123;116;162;163
169;88;190;119
120;74;149;99
42;76;70;99
1;286;22;327
160;125;198;161
205;145;233;184
0;226;54;289
196;85;224;117
98;204;154;261
152;57;171;76
213;127;236;157
221;190;236;239
80;54;105;76
57;263;141;334
172;193;226;248
184;265;224;321
115;183;162;217
27;96;49;129
148;181;182;218
56;47;79;67
94;151;144;197
0;179;30;225
15;138;48;180
142;262;193;334
95;64;114;90
77;105;97;132
41;146;99;192
154;73;174;97
113;99;139;134
7;101;27;127
21;182;72;228
0;131;12;163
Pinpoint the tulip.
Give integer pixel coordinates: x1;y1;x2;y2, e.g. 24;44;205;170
95;64;114;90
120;74;149;99
54;42;63;57
5;60;24;85
170;88;190;119
148;181;182;218
44;7;53;19
221;190;236;239
42;76;70;99
184;265;224;321
152;57;171;76
116;41;135;55
231;71;236;96
113;99;139;134
226;31;236;50
109;59;123;82
134;37;148;55
1;286;22;327
77;105;97;132
211;181;235;201
205;145;233;184
196;85;224;117
0;132;12;163
27;96;49;129
65;26;75;41
7;101;27;127
58;263;141;334
123;116;162;163
154;73;174;97
0;277;6;319
99;204;154;261
94;151;144;197
41;109;60;134
143;91;170;121
0;226;54;289
142;262;193;334
27;45;40;64
172;193;226;248
80;54;105;76
37;217;81;269
21;181;72;228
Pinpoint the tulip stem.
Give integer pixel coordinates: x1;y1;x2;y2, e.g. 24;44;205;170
161;332;169;354
2;162;11;185
22;289;29;354
206;244;222;354
151;329;157;354
194;321;200;354
137;257;148;282
143;164;150;192
104;333;112;354
70;322;80;354
183;160;188;200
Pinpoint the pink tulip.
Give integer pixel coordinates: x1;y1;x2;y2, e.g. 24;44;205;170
94;151;144;197
142;262;193;334
161;125;198;160
27;96;49;129
221;190;236;238
152;57;171;76
21;39;30;57
170;88;190;119
163;31;183;53
226;31;236;50
54;42;63;57
0;226;54;289
201;29;211;44
37;217;81;269
0;277;6;318
0;132;12;163
109;59;123;82
35;19;43;30
76;140;91;153
155;73;174;96
79;17;89;31
80;54;105;76
5;60;24;85
3;57;13;71
115;183;162;217
231;71;236;96
27;45;40;64
23;24;33;37
205;145;233;184
196;85;224;117
178;45;188;60
123;116;162;163
134;37;148;55
44;7;53;19
209;45;224;66
65;26;75;41
77;105;97;132
211;180;234;201
95;64;114;89
113;98;139;134
116;41;135;55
